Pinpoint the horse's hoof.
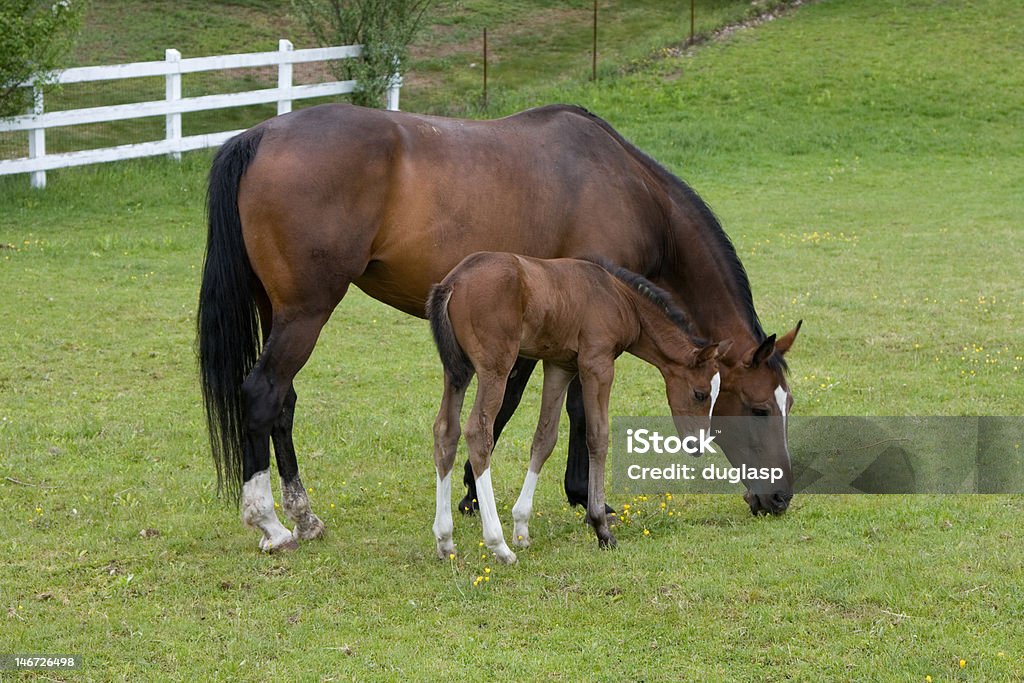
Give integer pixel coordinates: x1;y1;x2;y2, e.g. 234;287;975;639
458;495;479;516
494;549;517;565
260;536;299;553
597;533;617;550
512;533;531;549
436;543;457;561
293;515;325;541
567;497;616;516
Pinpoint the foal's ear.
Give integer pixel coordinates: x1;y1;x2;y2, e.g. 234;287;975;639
775;320;803;356
744;334;776;368
715;339;733;359
691;342;720;366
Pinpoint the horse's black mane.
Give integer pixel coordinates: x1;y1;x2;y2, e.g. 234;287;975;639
586;258;707;347
565;105;787;373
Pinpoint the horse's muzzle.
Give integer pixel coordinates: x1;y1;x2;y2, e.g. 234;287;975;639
744;490;793;516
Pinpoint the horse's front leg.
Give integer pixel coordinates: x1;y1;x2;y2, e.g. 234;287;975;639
433;376;467;559
465;371;517;564
273;386;325;541
512;362;575;548
578;358;616;549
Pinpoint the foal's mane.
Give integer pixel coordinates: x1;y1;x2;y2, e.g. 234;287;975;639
564;105;788;373
586;258;706;347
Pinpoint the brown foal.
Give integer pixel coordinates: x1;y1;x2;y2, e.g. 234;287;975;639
427;253;729;563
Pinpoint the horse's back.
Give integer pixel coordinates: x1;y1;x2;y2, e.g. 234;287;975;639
235;104;665;318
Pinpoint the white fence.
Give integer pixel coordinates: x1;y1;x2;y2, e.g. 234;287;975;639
0;40;401;188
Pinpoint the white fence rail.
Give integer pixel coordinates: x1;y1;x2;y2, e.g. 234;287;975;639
0;40;401;188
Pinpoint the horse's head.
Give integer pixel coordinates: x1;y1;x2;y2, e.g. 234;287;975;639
663;339;732;431
713;321;802;516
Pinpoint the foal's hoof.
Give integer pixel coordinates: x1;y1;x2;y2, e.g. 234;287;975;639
493;548;518;565
597;532;618;550
293;514;325;541
436;541;457;561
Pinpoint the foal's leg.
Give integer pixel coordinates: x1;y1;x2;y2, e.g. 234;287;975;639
432;375;468;559
511;362;575;548
272;387;325;541
240;313;329;552
459;357;537;514
578;358;616;549
465;370;517;564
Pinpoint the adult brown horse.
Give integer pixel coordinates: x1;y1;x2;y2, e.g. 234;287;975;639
197;103;800;552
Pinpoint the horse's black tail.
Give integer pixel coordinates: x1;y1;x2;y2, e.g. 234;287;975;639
426;283;474;391
197;127;265;501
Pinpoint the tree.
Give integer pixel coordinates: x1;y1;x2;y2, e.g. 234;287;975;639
292;0;434;108
0;0;84;119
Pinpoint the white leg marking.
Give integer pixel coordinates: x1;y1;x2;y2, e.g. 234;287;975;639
709;371;722;417
241;470;296;552
511;469;539;548
433;471;456;559
475;468;516;564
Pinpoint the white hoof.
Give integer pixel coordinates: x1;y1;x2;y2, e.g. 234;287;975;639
259;532;298;553
492;544;517;565
436;540;457;560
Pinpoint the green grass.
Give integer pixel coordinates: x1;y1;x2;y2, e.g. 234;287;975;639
2;0;1023;679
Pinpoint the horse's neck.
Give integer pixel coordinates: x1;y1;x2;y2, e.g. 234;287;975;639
658;203;760;349
624;297;689;371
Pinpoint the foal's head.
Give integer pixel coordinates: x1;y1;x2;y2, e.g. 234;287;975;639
661;339;732;423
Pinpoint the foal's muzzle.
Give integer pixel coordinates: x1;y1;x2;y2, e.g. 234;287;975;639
744;490;793;516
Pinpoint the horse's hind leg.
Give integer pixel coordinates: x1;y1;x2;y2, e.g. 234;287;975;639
241;313;329;552
459;357;537;514
432;376;467;560
273;387;325;541
465;369;518;565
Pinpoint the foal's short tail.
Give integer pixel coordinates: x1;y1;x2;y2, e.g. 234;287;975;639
426;283;474;391
196;127;266;501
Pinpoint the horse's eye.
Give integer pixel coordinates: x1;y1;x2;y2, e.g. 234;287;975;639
693;390;708;402
752;407;770;417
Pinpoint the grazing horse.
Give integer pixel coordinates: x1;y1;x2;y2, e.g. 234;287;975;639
426;253;729;562
197;103;800;552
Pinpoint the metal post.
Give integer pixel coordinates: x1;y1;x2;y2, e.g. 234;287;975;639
165;48;182;160
277;39;294;115
690;0;696;45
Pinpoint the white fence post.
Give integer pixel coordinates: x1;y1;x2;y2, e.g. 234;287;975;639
278;39;294;115
386;58;402;111
28;87;46;189
165;49;182;160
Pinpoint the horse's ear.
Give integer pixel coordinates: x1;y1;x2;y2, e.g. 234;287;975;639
691;342;719;366
775;320;802;356
744;334;776;368
715;339;733;359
